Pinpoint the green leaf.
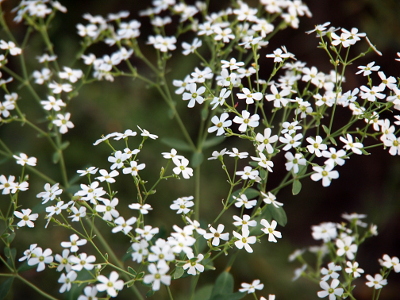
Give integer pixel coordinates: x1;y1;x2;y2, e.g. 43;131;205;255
6;232;15;244
173;266;184;279
265;205;287;227
60;141;70;150
146;289;155;298
52;151;60;164
0;277;14;300
209;292;246;300
203;136;225;149
161;137;192;151
128;266;137;276
292;179;302;195
229;188;259;204
194;284;213;300
209;271;234;298
191;151;204;167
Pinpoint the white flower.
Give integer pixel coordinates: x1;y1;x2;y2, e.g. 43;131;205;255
172;157;193;179
339;134;363;155
233;194;257;209
233;228;257;253
239;279;264;293
345;261;364;278
61;234;87;253
112;216;137;234
96;198;120;221
260;219;282;243
58;271;77;293
182;83;206;108
14;208;38;228
317;279;344;300
233;110;260;132
365;274;387;289
28;247;53;272
70;253;96;271
336;236;357;260
310;164;339;187
143;264;171;291
96;271;124;297
53;112;74;134
183;253;204;275
208;112;232;136
320;262;341;281
203;224;229;246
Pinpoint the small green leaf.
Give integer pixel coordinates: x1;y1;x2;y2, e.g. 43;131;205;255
52;151;60;164
128;266;137;276
292;179;302;195
60;141;70;150
322;125;330;135
194;284;213;300
6;232;15;244
0;277;14;300
146;289;155;298
210;271;234;298
161;137;192;151
191;151;204;167
265;205;287;227
203;136;225;149
173;266;184;279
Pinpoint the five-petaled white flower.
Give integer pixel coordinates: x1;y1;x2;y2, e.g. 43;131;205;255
172;157;193;179
317;278;344;300
182;83;206;108
239;279;264;294
260;219;282;243
96;271;124;297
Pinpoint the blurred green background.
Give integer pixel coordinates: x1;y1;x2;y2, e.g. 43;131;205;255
1;0;400;299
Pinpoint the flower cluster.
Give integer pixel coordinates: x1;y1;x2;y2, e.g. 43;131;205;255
290;213;399;299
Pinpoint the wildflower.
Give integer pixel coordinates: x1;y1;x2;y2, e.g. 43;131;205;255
306;136;327;157
266;48;291;62
70;253;96;271
172;157;193;179
40;96;66;111
96;198;120;221
138;125;158;139
14;208;38;228
203;224;229;246
143;264;171;291
321;262;341;281
260;219;282;242
28;247;53;272
312;222;337;242
228;148;248;159
279;133;303;151
317;279;344;300
336;236;357;260
59;67;83;83
48;81;73;94
322;148;346;167
356;61;380;76
208;113;232;136
182;38;202;55
170;196;194;214
131;239;149;263
112;216;137;234
183;253;204;275
78;286;98;300
251;152;274;172
339;134;363;155
46;200;69;218
311;164;339;187
380;254;400;273
232;214;257;230
54;249;73;272
96;271;124;297
345;261;364;278
122;160;145;176
255;128;278;154
233;228;257;253
365;274;387;289
236;87;263;104
261;191;283;208
148;239;175;268
58;271;77;293
265;85;291;108
0;40;22;55
239;279;264;293
210;88;231;109
284;152;306;173
136;225;159;241
236;166;259;181
61;234;87;253
233;194;257;209
53;113;74;134
108;151;129;170
19;244;38;262
182;83;205;108
128;203;152;214
96;169;119;183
